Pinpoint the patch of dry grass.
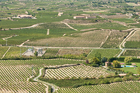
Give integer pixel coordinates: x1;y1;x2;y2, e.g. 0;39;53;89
57;49;91;56
26;30;110;47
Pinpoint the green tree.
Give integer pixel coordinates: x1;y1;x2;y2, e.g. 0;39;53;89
113;60;121;68
95;52;101;61
124;57;132;65
34;51;38;57
91;57;100;65
137;67;140;75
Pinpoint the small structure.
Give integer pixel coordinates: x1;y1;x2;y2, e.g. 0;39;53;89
17;15;33;18
105;62;111;67
73;15;96;19
58;12;63;16
73;16;85;19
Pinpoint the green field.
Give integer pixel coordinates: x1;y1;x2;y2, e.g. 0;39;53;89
4;47;27;58
87;49;121;59
125;41;140;48
121;50;140;57
43;48;59;57
119;62;140;74
0;46;8;58
112;18;136;23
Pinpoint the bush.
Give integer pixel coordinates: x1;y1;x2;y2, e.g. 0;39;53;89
129;75;134;80
100;79;110;84
98;75;104;79
114;78;122;82
92;63;99;67
105;74;112;78
122;76;129;81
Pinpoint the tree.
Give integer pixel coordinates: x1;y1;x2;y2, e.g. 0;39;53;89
124;57;132;65
113;60;121;68
95;52;101;61
91;57;100;65
34;51;38;57
0;27;2;30
101;57;107;63
137;67;140;75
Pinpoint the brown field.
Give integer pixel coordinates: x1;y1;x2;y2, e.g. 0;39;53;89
127;30;140;41
102;30;128;48
57;49;91;56
26;30;110;47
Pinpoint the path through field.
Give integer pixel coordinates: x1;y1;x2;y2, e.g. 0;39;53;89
17;39;30;47
1;47;11;59
2;23;44;31
62;22;78;31
33;68;59;92
117;28;136;57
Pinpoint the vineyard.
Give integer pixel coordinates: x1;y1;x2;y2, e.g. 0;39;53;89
0;61;46;93
26;30;110;47
57;49;91;56
102;30;128;48
56;81;140;93
45;65;110;79
121;50;140;57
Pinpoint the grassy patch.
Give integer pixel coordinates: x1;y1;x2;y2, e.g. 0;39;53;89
70;22;129;31
112;18;136;23
43;49;59;57
121;50;140;57
87;49;121;59
57;49;91;56
4;47;28;58
0;46;9;58
119;62;140;74
125;41;140;48
26;30;110;47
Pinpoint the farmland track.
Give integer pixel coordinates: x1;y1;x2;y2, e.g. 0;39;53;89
117;28;137;57
1;46;11;59
61;22;78;31
33;68;59;93
2;23;44;31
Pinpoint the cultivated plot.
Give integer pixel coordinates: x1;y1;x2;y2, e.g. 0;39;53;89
45;65;109;79
56;81;140;93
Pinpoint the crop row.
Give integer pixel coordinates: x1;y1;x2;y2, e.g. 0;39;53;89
45;65;109;79
56;81;140;93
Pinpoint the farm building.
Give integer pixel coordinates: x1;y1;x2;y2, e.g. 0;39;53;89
17;15;33;18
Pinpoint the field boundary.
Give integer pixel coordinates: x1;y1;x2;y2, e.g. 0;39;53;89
61;22;78;31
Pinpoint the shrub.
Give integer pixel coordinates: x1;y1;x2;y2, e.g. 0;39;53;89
126;72;133;76
105;74;112;78
92;63;99;67
98;75;104;79
113;60;121;68
100;79;110;84
124;57;132;65
129;75;134;80
122;76;129;81
114;78;122;82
